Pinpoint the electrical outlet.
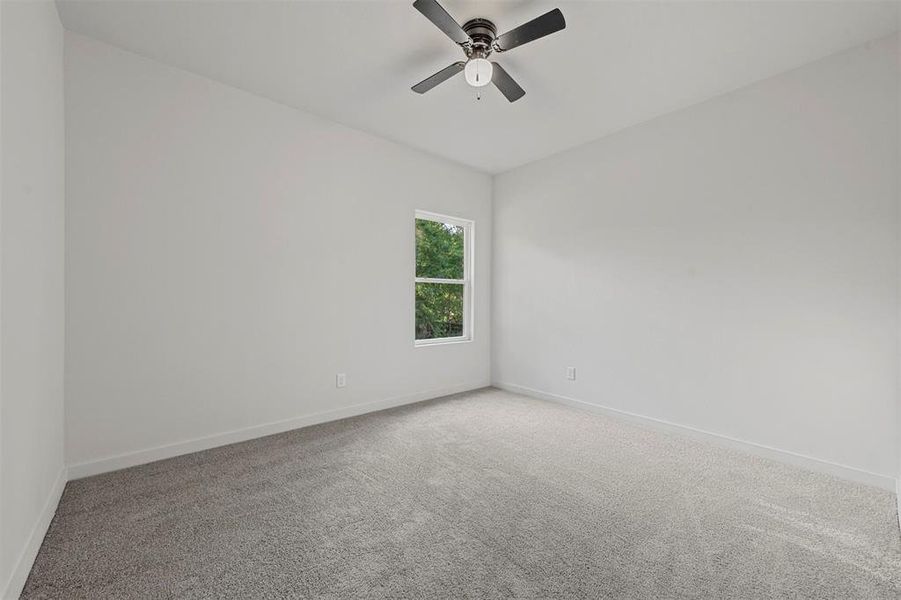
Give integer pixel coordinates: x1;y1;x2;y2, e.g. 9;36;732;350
566;367;576;381
336;373;346;388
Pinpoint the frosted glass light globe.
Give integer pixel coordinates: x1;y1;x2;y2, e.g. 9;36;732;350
464;58;492;87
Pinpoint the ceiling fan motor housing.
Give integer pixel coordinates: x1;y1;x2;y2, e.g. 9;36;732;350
462;18;497;57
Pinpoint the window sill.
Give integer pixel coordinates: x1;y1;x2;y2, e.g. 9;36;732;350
414;337;473;348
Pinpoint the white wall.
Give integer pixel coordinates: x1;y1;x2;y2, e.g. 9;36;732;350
0;1;67;597
895;13;901;521
493;35;900;484
64;33;492;473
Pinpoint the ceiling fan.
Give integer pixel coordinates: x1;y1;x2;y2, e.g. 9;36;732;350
411;0;566;102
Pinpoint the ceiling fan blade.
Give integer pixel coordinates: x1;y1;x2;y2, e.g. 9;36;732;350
491;63;525;102
413;0;471;45
494;8;566;52
412;62;465;94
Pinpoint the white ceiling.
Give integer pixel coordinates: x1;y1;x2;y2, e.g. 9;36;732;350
57;1;899;174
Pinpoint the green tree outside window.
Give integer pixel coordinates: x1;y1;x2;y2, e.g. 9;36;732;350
415;217;469;341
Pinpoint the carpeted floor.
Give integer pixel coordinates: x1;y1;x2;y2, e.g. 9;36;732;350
22;388;901;599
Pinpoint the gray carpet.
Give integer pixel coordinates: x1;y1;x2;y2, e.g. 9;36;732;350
22;388;901;599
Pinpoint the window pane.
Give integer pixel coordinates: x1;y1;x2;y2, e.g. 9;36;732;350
415;282;464;340
416;219;464;279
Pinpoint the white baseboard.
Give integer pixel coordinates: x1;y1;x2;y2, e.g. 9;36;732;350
494;382;896;492
2;466;67;600
896;478;900;538
68;381;489;480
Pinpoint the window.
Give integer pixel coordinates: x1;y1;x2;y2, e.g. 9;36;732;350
414;211;473;345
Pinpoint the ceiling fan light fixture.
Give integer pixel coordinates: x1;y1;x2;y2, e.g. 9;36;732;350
411;0;566;101
464;58;492;87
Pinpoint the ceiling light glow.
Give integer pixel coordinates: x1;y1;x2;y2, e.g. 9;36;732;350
464;58;492;87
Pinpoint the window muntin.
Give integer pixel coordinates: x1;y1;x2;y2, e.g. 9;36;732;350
414;211;472;345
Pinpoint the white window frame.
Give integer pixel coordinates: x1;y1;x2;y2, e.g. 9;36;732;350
414;210;474;347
